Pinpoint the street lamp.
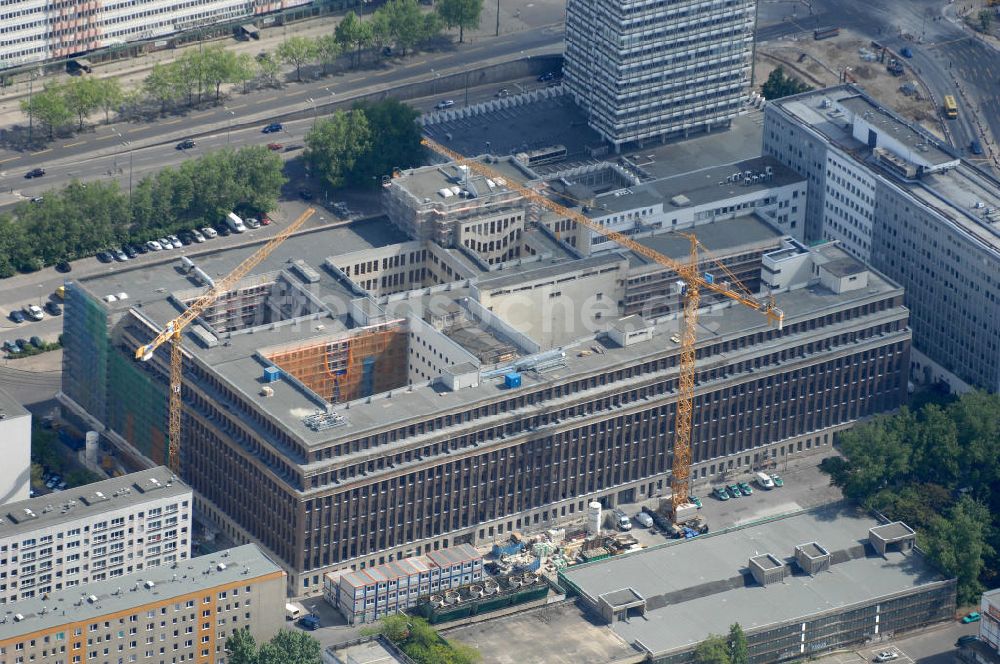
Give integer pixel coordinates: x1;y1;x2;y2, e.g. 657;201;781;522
115;132;134;220
307;98;317;127
226;109;235;145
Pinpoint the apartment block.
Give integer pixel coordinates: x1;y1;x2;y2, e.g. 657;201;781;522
324;543;483;624
564;0;756;149
0;389;31;505
0;544;284;664
763;84;1000;391
0;467;191;604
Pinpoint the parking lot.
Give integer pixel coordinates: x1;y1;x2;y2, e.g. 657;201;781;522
815;618;980;664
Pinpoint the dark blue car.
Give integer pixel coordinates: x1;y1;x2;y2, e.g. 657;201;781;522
262;122;283;134
297;615;320;631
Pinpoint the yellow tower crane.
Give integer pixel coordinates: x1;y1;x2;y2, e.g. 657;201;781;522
135;207;316;472
421;138;784;513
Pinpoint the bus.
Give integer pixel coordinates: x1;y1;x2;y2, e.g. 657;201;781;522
943;95;958;119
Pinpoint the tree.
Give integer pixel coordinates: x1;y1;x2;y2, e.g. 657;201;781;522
234;53;258;94
256;54;281;88
143;63;181;115
21;84;72;140
381;0;425;55
694;634;731;664
277;36;318;82
350;99;423;187
202;46;239;101
260;630;321;664
315;34;342;75
761;67;812;100
728;623;748;664
224;628;257;664
924;496;994;604
62;76;103;129
437;0;483;43
336;12;373;68
175;51;206;105
305;110;372;189
96;78;124;125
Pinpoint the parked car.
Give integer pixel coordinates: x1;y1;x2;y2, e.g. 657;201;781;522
297;615;320;631
245;217;261;229
24;167;45;178
737;482;753;496
30;196;44;204
123;245;138;259
957;636;979;647
44;301;62;316
900;47;913;58
113;248;129;262
3;340;21;354
177;231;193;245
873;651;898;662
215;224;231;237
55;260;72;273
634;512;654;528
688;495;702;509
191;229;206;243
167;235;182;249
176;139;197;150
146;240;163;251
727;484;742;498
259;214;272;226
267;142;283;151
96;251;114;263
132;243;148;255
755;471;775;489
435;99;455;109
24;304;45;321
769;473;784;487
29;336;43;348
10;310;26;324
970;140;984;155
713;486;730;501
201;227;218;239
962;612;981;623
158;237;174;250
262;122;283;133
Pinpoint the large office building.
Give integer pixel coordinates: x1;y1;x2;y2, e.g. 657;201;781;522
763;84;1000;392
0;0;309;71
0;543;284;664
555;505;956;663
0;467;192;604
563;0;756;149
0;388;31;505
60;201;909;593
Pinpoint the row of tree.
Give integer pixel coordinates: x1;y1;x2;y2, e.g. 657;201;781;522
760;67;812;101
0;146;284;277
224;627;321;664
305;98;424;189
364;615;481;664
694;623;749;664
21;76;124;138
821;390;1000;604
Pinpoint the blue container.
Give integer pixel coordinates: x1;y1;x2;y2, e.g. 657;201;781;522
504;372;522;389
263;367;282;383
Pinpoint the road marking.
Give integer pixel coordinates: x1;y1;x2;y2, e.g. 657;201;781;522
63;141;84;148
411;60;426;65
127;126;145;133
163;119;181;125
262;96;280;102
228;103;247;110
30;148;51;156
0;156;20;164
94;134;116;141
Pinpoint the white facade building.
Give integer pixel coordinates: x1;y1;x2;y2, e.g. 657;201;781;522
0;0;310;70
323;543;483;624
0;390;31;505
981;588;1000;656
564;0;756;149
0;466;191;603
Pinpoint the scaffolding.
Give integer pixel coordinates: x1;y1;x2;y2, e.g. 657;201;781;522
266;321;409;404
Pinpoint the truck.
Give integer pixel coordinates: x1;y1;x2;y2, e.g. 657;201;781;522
285;603;301;621
612;509;632;531
226;212;247;233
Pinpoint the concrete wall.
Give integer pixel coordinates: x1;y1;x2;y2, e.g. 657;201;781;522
406;315;479;384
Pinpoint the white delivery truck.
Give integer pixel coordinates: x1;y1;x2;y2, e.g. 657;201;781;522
613;508;632;531
285;603;301;621
227;212;247;233
755;471;775;489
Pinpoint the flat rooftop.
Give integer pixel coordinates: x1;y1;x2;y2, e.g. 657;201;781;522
327;639;408;664
561;504;949;658
772;85;1000;255
0;544;281;640
392;158;532;204
0;387;29;420
1;466;188;539
625;215;784;268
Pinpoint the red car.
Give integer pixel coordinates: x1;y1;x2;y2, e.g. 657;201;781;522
260;214;272;226
267;142;283;151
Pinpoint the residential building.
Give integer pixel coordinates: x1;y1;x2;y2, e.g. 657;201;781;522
0;543;284;664
0;467;191;604
0;389;31;505
763;84;1000;392
981;588;1000;656
0;0;310;71
59;215;909;593
324;543;483;624
559;505;955;663
563;0;756;149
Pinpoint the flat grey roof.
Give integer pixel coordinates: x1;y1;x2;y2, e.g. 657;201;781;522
561;504;948;657
1;467;188;539
601;587;645;607
823;256;867;278
750;553;783;570
870;522;915;542
798;542;828;559
838;95;953;166
393;158;534;203
475;253;624;291
0;544;281;640
625;214;783;268
0;387;29;420
327;640;408;664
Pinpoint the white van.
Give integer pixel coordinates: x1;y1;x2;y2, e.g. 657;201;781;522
226;212;247;233
755;471;774;489
285;603;301;621
612;509;632;531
